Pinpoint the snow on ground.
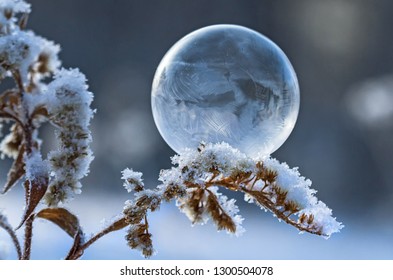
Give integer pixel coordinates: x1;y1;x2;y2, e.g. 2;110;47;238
0;189;392;260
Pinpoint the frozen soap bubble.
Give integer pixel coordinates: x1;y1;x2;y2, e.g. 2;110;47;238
151;24;300;157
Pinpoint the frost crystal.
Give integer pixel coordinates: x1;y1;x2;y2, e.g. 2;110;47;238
24;149;48;182
121;168;144;192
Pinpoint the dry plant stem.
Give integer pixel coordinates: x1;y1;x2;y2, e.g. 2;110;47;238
241;188;321;235
67;218;127;260
13;70;38;258
22;215;34;260
15;70;35;155
0;219;22;259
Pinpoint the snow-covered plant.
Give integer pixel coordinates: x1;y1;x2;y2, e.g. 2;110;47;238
121;142;343;257
0;0;95;259
0;0;343;260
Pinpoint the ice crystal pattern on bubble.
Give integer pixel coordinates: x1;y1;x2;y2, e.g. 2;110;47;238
152;24;300;157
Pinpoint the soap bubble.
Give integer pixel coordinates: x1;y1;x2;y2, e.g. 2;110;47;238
151;24;300;157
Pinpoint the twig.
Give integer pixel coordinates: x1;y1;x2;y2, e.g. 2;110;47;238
22;214;34;260
241;187;323;236
78;218;127;254
0;219;22;259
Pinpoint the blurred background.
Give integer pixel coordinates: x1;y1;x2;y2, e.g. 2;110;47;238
1;0;393;259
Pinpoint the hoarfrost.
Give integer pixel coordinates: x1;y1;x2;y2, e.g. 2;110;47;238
159;142;343;237
24;149;48;181
121;168;144;193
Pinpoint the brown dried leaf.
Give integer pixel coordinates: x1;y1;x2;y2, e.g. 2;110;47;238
206;192;236;233
272;185;288;206
307;214;315;224
1;145;25;194
284;200;300;215
299;213;307;224
255;162;277;183
187;188;205;223
31;106;48;119
36;207;80;238
16;177;49;229
263;169;278;184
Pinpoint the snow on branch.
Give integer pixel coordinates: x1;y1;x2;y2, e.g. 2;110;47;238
121;142;343;257
165;142;343;238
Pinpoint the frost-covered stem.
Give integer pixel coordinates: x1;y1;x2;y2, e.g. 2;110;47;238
4;69;36;258
68;218;127;259
21;118;34;155
241;187;322;235
203;178;323;236
22;214;34;260
79;229;109;252
13;68;38;258
13;69;34;155
0;219;22;259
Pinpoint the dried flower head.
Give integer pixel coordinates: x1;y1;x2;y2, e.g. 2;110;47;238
44;69;94;206
121;168;144;192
